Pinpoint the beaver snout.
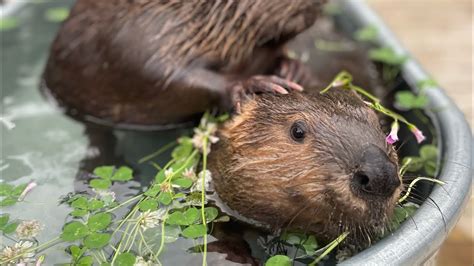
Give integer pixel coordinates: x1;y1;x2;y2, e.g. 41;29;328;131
350;144;400;199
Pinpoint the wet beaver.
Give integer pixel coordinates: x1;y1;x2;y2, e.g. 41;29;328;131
43;0;401;251
43;0;326;128
208;89;402;248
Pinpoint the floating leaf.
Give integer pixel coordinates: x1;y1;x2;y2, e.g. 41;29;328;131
0;197;18;207
70;209;88;217
111;166;133;181
395;91;428;109
265;255;291;266
61;221;89;241
282;232;302;245
93;166;114;179
90;179;112;190
402;157;424;172
155;170;166;184
0;17;18;31
0;215;9;228
390;203;418;229
77;256;94;265
417;79;438;89
87;213;112;232
45;7;70;23
214;215;230;223
302;235;318;254
0;183;14;196
181;224;207;239
424;160;438;177
163;225;181;243
172;178;193;188
203;207;218;222
12;184;27;196
88;199;105;211
2;221;19;234
71;196;88;210
157;191;173;205
172;138;193;161
83;233;111;249
69;245;84;259
420;145;438;161
138;199;158;212
144;185;160;197
354;25;377;42
115;252;136;266
369;47;408;66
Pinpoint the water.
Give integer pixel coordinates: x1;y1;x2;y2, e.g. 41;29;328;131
0;1;209;264
1;1;435;265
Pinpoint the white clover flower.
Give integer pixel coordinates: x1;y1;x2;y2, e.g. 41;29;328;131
0;245;17;262
182;168;196;180
16;220;43;239
192;122;219;155
164;168;174;179
191;170;213;192
0;241;36;263
134;256;152;266
15;241;35;262
93;189;116;205
139;209;166;230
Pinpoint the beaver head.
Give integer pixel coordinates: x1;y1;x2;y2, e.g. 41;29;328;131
208;89;401;247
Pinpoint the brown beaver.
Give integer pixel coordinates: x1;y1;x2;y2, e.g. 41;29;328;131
43;0;326;128
43;0;401;251
208;89;402;248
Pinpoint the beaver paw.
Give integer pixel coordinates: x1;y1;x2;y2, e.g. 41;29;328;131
276;57;314;88
229;75;303;112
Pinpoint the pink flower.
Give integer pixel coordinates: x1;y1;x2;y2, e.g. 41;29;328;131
18;181;37;201
386;121;399;144
409;125;426;143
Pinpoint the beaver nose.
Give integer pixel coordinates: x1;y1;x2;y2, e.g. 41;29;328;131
351;145;400;198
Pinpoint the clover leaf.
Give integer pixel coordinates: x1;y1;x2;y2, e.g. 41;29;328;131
115;252;136;266
354;25;377;42
181;224;207;239
369;47;408;66
61;221;89;241
265;255;292;266
87;213;112;232
395;91;428;110
83;233;111;249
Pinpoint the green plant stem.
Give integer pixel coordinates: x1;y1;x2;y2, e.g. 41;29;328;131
139;141;177;164
0;237;61;264
309;232;349;266
138;229;155;259
106;194;143;213
153;210;169;262
399;158;412;178
201;138;208;266
91;252;102;264
166;150;199;182
111;207;140;264
124;221;141;252
398;177;445;203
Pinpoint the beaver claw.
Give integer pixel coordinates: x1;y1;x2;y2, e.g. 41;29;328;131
276;57;314;88
229;75;303;112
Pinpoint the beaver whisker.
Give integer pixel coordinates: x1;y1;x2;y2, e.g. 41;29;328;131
284;192;321;230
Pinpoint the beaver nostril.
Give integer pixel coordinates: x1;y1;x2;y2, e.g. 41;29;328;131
353;171;370;190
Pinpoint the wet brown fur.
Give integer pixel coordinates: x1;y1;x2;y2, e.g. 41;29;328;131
43;0;325;127
209;90;402;247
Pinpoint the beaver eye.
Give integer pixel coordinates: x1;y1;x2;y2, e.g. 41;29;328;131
290;121;306;142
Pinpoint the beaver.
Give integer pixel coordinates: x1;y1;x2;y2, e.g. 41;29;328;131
43;0;326;128
43;0;401;251
208;89;402;248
